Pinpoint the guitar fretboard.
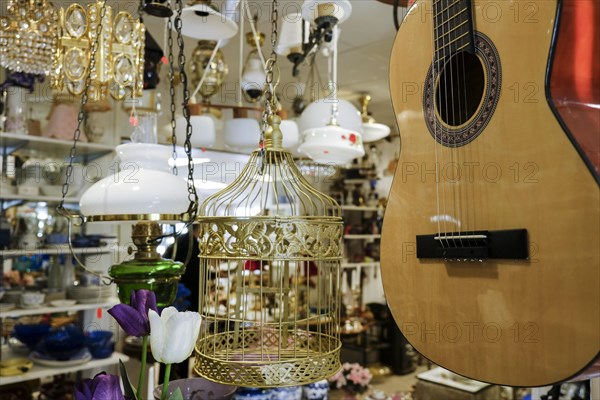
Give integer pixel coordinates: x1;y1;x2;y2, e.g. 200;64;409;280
433;0;476;71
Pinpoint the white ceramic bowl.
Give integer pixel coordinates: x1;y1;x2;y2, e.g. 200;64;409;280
223;118;261;152
175;115;216;148
20;292;45;306
298;125;365;165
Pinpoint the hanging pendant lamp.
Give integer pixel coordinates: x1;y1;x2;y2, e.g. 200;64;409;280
179;0;238;40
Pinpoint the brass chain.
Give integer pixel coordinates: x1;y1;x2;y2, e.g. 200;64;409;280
58;1;108;213
260;0;279;147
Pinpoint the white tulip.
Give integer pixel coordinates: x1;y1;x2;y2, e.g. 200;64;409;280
149;307;201;364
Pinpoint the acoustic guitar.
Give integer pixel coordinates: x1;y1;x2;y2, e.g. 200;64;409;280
381;0;599;387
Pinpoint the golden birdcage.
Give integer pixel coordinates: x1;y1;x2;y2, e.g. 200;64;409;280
193;114;343;387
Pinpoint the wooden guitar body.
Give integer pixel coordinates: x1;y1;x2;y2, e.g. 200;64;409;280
381;0;599;387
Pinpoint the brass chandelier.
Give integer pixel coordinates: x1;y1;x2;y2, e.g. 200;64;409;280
50;0;145;101
0;0;58;75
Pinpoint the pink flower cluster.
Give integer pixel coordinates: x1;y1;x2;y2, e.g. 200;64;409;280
328;362;373;394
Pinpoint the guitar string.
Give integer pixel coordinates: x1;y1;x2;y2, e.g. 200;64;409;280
460;1;475;251
452;0;471;247
431;0;444;249
438;0;451;249
445;0;463;249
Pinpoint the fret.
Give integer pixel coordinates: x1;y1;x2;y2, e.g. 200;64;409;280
435;20;468;43
434;7;468;31
435;0;461;19
433;0;476;60
435;31;470;54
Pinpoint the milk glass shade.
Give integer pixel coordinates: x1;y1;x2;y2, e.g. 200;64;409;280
179;3;238;40
301;0;352;25
362;122;391;143
276;12;303;57
79;143;189;222
176;115;216;148
223;118;261;152
298;124;365;165
281;119;300;150
298;99;363;135
242;56;266;103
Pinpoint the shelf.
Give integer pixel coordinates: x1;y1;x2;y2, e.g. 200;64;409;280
341;262;380;268
0;351;129;385
340;205;379;211
343;178;377;185
0;193;80;204
0;246;113;259
0;132;114;162
344;234;381;240
0;299;119;318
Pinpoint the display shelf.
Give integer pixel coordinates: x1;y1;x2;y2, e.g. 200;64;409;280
0;299;118;319
341;262;380;268
0;193;80;204
344;234;381;240
0;351;129;385
343;178;377;185
0;246;113;258
0;132;114;162
340;205;379;211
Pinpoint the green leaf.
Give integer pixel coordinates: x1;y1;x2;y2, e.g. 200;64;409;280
119;359;138;400
168;387;184;400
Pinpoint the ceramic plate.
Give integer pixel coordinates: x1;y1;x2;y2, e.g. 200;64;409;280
0;303;16;312
19;302;46;309
49;300;77;307
30;349;92;367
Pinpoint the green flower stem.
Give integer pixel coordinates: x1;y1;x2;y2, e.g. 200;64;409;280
161;363;172;400
137;335;148;400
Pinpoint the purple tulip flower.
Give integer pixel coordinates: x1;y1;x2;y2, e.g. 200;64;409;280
74;372;125;400
108;289;158;337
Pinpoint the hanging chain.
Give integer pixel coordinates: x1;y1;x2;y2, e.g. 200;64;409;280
260;0;279;147
57;1;113;285
175;0;198;223
58;1;108;215
167;13;178;176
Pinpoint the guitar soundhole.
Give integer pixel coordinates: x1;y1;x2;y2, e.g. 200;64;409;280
435;51;485;127
423;32;502;147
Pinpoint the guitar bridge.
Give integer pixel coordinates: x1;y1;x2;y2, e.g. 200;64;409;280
416;229;528;261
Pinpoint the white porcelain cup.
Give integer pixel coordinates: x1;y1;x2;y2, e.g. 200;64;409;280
21;291;45;306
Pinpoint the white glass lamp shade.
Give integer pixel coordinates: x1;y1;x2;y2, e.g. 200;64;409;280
242;57;266;101
298;98;362;135
175;115;216;148
362;122;391;143
301;0;352;25
223;118;261;152
281;119;300;150
79;143;189;222
298;124;365;165
179;4;238;40
276;12;303;57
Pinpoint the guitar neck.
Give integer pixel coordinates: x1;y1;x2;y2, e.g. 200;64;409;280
433;0;476;69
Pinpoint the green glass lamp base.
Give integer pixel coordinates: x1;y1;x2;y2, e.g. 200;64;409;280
109;258;185;308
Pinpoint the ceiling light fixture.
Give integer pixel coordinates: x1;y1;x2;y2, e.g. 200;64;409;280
179;0;238;41
360;94;391;142
0;0;58;76
50;1;145;102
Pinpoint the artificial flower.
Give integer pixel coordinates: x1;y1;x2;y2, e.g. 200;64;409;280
149;306;201;364
328;362;372;395
74;372;125;400
108;289;158;337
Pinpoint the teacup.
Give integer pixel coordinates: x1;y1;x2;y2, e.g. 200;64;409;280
20;291;45;306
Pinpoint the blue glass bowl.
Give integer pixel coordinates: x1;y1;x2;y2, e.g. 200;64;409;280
84;330;113;346
38;325;85;360
13;323;52;350
88;341;115;359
